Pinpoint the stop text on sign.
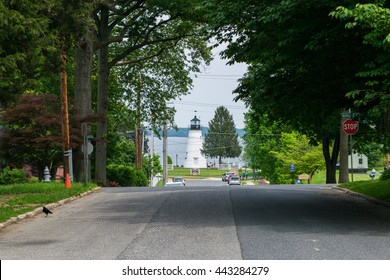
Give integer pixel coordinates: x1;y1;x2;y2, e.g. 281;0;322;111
342;119;359;135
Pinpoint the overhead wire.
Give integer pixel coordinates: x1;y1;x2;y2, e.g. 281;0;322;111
173;100;246;110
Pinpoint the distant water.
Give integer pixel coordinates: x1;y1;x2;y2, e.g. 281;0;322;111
145;127;246;138
148;136;245;168
150;137;188;167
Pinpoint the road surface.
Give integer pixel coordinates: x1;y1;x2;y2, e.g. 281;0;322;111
1;180;390;259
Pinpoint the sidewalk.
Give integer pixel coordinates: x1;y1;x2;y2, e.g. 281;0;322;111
245;180;255;185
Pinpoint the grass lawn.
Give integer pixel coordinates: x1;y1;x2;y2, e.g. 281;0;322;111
169;168;374;184
340;180;390;202
0;182;97;223
296;169;390;202
168;167;231;179
311;170;373;184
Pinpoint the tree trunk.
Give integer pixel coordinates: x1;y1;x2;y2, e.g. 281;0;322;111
339;112;349;183
95;6;110;186
73;27;93;182
383;109;390;134
322;134;340;184
135;127;143;169
135;87;143;169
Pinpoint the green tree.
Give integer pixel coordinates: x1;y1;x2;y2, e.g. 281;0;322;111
0;0;58;106
243;112;324;183
202;0;375;183
272;132;325;183
143;154;163;183
202;106;242;163
92;0;211;185
356;142;385;169
242;111;287;183
167;155;173;165
330;2;390;109
107;135;136;166
331;2;390;150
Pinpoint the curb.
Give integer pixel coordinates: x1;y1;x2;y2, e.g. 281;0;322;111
332;186;390;208
0;187;101;230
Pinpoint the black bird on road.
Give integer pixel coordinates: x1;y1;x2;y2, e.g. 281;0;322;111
42;206;53;217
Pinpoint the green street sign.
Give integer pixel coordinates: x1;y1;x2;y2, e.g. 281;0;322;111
341;112;358;118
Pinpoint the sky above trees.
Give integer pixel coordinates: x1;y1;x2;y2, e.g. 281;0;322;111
172;44;248;128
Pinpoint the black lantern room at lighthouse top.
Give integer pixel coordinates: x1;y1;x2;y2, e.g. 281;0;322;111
190;115;201;130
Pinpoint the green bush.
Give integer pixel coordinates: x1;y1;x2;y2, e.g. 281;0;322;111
133;169;149;186
107;164;148;186
28;177;40;183
0;167;28;185
380;169;390;181
107;164;133;186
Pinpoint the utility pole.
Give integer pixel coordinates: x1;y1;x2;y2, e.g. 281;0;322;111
162;103;174;186
81;123;89;185
60;41;72;187
150;128;154;187
162;122;168;186
135;127;143;169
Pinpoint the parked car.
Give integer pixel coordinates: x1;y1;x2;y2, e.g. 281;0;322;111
165;177;186;186
173;177;186;186
228;175;241;185
222;172;235;182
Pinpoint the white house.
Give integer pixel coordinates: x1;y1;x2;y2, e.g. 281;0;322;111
348;153;368;172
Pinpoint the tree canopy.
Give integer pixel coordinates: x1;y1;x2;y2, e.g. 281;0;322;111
331;2;390;139
0;0;54;106
1;0;213;184
201;0;389;182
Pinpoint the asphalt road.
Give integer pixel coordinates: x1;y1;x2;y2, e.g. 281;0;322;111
1;180;390;260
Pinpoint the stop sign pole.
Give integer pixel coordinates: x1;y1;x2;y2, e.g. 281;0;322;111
342;118;359;182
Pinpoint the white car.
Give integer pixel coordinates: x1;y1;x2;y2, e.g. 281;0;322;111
173;177;186;186
165;177;186;186
228;175;241;185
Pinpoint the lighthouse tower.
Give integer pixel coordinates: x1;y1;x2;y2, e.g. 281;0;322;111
183;114;207;169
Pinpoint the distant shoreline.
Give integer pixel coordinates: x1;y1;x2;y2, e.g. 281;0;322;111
145;127;245;138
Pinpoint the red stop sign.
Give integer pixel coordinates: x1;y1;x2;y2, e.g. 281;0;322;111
343;119;359;135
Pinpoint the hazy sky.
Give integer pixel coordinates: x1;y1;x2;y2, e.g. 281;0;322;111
172;46;248;129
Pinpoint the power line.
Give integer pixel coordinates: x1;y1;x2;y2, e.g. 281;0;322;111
193;74;243;77
190;74;244;80
192;77;241;81
243;133;282;137
174;100;246;110
205;132;243;136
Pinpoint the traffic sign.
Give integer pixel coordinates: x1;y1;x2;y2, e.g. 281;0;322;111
81;142;94;155
342;119;359;135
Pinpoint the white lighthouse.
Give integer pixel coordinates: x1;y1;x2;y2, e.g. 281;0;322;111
183;114;207;169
